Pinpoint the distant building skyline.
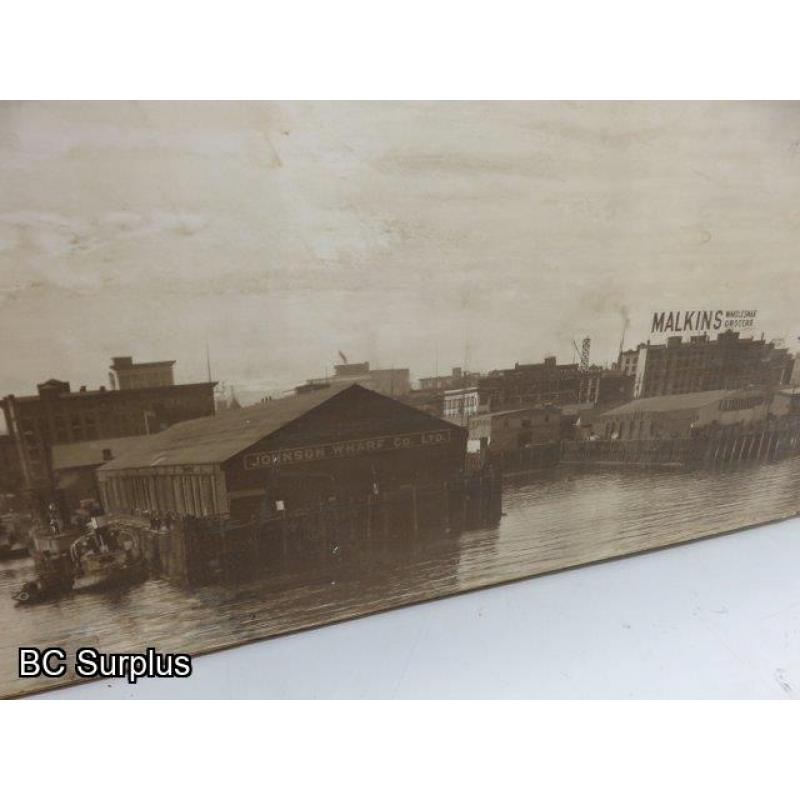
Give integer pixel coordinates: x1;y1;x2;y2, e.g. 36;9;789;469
3;102;800;405
2;323;796;425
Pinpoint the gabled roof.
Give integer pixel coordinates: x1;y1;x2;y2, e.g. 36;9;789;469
52;435;153;471
97;383;356;470
597;389;739;417
99;382;464;472
474;405;560;419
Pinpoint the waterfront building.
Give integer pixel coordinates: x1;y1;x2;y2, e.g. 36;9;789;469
577;368;634;407
0;434;23;494
631;331;792;399
403;370;483;427
615;347;641;377
404;389;446;417
790;354;800;386
559;402;602;441
442;387;480;427
302;361;410;397
1;376;216;495
418;367;482;392
51;434;152;512
108;356;175;390
98;383;467;522
771;387;800;416
468;405;561;454
478;356;579;411
594;388;783;441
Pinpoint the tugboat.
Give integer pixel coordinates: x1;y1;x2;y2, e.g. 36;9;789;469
12;501;145;604
12;504;82;605
0;513;32;559
12;551;75;604
69;525;145;591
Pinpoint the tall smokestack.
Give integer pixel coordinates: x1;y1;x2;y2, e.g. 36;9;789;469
618;320;629;358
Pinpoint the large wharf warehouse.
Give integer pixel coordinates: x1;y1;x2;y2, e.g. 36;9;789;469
97;383;468;521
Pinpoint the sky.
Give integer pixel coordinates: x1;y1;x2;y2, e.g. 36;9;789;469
1;101;799;404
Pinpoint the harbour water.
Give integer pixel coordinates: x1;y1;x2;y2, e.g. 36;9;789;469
2;458;800;698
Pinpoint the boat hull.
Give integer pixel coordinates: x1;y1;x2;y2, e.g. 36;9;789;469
73;559;147;591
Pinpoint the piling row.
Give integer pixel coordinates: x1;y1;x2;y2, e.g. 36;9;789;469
562;418;800;469
115;471;503;588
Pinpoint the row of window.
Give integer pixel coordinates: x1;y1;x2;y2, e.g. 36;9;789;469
19;410;153;445
118;374;173;389
443;397;479;415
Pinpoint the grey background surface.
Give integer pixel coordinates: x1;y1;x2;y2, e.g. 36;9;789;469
38;516;800;699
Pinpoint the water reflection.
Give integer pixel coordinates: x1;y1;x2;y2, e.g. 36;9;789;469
3;458;800;697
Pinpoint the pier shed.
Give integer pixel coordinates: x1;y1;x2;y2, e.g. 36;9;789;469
594;388;777;441
468;405;561;452
52;434;152;512
97;383;468;521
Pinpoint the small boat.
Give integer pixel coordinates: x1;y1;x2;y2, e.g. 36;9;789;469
12;581;48;605
13;571;73;605
0;514;32;559
11;516;79;604
12;550;75;605
69;526;145;591
13;524;145;604
29;523;83;557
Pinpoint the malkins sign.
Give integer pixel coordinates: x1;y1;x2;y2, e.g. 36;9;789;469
651;309;758;334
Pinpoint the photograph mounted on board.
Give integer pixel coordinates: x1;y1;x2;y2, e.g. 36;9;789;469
1;101;799;696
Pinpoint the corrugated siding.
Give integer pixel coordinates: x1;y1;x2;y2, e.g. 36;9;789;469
98;465;227;516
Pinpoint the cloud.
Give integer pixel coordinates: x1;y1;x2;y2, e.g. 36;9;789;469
1;101;799;397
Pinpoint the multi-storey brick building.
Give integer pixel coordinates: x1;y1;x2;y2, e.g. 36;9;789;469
790;354;800;387
0;434;23;494
418;367;482;392
1;377;216;498
615;347;641;377
303;361;410;397
577;368;634;407
478;356;579;412
108;356;175;390
632;331;792;399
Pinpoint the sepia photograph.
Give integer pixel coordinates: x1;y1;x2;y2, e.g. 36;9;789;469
2;100;800;698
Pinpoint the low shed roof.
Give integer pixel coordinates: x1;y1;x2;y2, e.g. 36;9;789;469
52;435;153;471
98;383;355;470
474;405;560;420
597;389;736;417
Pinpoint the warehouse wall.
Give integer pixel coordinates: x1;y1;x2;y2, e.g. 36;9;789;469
99;464;227;517
227;388;467;519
